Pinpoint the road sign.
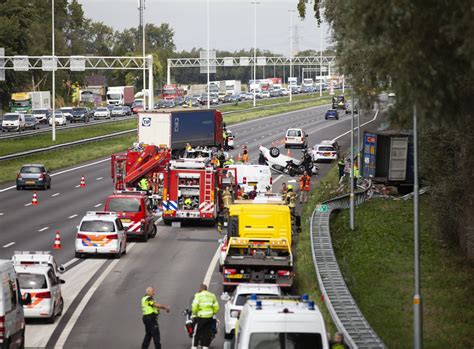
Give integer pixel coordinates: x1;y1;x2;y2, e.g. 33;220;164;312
316;204;328;213
199;50;216;74
0;48;4;81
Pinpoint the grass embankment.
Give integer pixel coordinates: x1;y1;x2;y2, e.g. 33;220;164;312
0;134;136;184
331;198;474;348
219;91;330;113
294;165;341;335
0;119;137;157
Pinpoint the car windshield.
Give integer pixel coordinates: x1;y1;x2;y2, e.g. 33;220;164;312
61;108;73;113
287;130;301;137
33;110;47;114
54;113;63;117
107;198;141;212
3;114;19;120
96;108;107;111
318;146;334;151
21;166;43;173
17;273;48;290
73;108;87;112
80;220;115;232
249;333;323;349
113;107;123;110
25;117;36;122
235;293;278;306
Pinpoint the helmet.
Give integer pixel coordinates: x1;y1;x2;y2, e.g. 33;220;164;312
287;184;293;190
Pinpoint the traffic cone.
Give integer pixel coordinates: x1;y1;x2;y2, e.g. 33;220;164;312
287;148;292;157
32;192;38;205
80;176;86;188
53;231;62;250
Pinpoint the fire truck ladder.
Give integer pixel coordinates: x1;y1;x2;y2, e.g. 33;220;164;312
203;168;214;203
125;147;170;186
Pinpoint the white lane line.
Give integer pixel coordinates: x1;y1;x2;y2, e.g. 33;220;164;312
75;184;81;188
0;213;4;216
38;227;49;232
0;158;110;193
68;214;78;219
96;177;103;181
3;242;15;248
272;174;284;183
52;192;61;197
203;246;221;287
24;203;32;207
332;109;379;141
55;243;137;347
94;203;102;208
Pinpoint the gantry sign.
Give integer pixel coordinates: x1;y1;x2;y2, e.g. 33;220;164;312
166;55;337;84
0;54;154;109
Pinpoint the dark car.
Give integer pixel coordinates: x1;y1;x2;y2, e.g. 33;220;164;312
24;115;39;130
223;94;232;103
156;99;175;109
183;96;200;107
174;96;184;105
270;89;280;98
325;109;339;120
16;164;51;190
71;107;91;123
131;101;145;114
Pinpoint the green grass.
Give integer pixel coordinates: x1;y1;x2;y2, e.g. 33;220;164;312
219;91;330;113
0;119;137;157
0;134;136;184
294;165;341;335
330;198;474;348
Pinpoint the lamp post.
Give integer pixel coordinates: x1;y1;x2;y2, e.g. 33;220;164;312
289;9;295;102
141;0;146;110
350;91;355;230
207;0;210;109
319;24;323;97
51;0;56;141
251;2;260;108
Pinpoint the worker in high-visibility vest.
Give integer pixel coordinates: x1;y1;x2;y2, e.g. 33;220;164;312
139;178;150;191
141;287;170;349
299;171;311;204
242;145;249;163
191;284;219;349
236;153;242;163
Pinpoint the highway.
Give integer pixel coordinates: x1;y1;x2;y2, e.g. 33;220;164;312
0;103;382;348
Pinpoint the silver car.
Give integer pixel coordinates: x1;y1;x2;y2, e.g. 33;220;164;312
16;164;51;190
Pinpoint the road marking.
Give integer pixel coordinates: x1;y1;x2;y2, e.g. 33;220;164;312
96;177;103;181
0;213;4;216
52;192;60;197
3;242;15;248
38;227;49;232
54;243;136;347
332;109;379;141
68;214;78;219
24;202;32;207
94;203;102;208
75;184;81;188
203;246;221;287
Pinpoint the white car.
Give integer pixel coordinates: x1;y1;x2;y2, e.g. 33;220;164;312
234;296;329;349
280;88;289;96
226;164;272;193
259;145;301;172
285;128;308;148
94;107;111;119
75;211;127;258
49;112;67;126
32;109;50;123
59;107;73;122
312;141;340;162
221;283;281;339
261;91;270;98
14;263;64;323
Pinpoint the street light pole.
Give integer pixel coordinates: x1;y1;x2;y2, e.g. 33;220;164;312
357;99;361;170
251;2;259;108
207;0;210;109
141;0;146;110
413;104;423;349
51;0;56;142
289;9;295;102
350;91;355;230
319;24;323;97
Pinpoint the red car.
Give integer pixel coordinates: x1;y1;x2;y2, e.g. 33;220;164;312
104;191;158;242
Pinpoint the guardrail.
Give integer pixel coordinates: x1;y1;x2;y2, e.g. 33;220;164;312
0;129;137;161
310;183;386;349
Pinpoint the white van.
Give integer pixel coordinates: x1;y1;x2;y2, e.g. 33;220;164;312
234;296;329;349
0;260;28;348
1;113;26;132
226;164;272;193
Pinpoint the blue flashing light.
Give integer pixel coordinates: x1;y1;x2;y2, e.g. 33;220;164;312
302;294;309;302
308;301;315;310
256;300;262;310
251;293;257;301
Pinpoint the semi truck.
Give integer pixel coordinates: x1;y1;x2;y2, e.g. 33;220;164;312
362;131;414;192
10;91;51;113
162;84;184;100
106;86;135;106
224;80;241;96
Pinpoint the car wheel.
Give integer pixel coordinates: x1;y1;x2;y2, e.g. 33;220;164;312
43;183;47;190
58;297;64;316
114;251;122;259
47;311;56;324
75;252;82;259
269;147;280;158
150;224;157;238
48;181;52;189
224;331;234;340
16;185;21;190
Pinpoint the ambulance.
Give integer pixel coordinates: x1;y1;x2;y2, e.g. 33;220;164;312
75;212;127;258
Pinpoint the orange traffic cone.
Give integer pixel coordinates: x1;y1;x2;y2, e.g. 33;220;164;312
53;231;62;249
80;176;86;188
32;192;38;205
287;148;292;157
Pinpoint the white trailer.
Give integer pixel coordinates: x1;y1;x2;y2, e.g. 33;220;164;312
31;91;51;110
225;80;241;95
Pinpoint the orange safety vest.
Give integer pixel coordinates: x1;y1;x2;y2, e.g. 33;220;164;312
236;153;242;162
300;175;310;191
242;153;249;163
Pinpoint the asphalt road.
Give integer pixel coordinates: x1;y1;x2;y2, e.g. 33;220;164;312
0;102;382;348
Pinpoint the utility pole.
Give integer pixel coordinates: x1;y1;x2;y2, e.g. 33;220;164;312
350;91;355;230
251;2;260;108
413;104;423;349
319;24;323;97
288;9;295;102
207;0;210;109
51;0;56;141
357;99;361;170
138;0;147;109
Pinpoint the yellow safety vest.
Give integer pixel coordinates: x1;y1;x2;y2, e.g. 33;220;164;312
192;290;219;318
139;178;149;191
141;296;159;316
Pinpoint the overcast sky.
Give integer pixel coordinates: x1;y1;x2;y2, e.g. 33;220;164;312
78;0;330;55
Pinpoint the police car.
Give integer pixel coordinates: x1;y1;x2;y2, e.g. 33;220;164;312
12;252;65;323
221;283;281;339
75;211;127;258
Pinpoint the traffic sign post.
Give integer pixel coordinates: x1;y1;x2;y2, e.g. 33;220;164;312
0;48;4;81
316;204;328;213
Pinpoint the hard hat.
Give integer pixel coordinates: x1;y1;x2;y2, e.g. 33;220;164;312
287;184;293;190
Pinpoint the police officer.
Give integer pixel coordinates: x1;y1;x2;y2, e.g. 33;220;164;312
191;284;219;349
141;287;170;349
139;177;149;191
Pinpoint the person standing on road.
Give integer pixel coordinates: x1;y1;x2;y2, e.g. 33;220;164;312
338;158;345;181
299;171;311;204
191;284;219;349
141;287;170;349
242;145;249;163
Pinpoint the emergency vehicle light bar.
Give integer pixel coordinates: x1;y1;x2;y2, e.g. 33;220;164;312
86;211;118;216
13;251;51;255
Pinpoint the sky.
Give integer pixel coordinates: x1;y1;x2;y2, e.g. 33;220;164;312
78;0;331;55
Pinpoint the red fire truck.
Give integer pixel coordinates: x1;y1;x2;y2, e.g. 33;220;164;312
162;84;184;100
